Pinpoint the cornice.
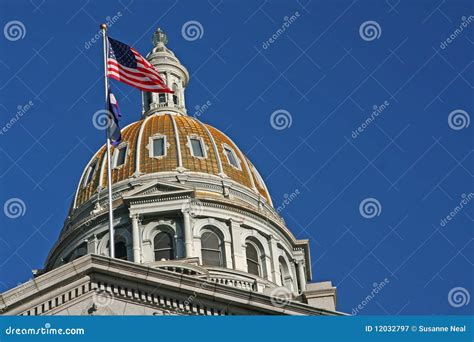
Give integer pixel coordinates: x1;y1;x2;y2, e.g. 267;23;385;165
1;255;342;316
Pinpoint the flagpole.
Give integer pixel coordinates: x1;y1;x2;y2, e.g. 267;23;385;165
101;23;115;258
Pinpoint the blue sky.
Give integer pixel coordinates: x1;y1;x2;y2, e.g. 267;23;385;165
0;0;472;315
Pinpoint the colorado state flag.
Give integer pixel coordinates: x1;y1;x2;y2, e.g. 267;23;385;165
108;88;122;147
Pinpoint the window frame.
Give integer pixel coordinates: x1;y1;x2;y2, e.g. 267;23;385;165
114;240;128;260
148;134;168;159
112;143;128;169
158;93;167;104
187;135;207;159
222;143;241;170
245;241;261;277
153;231;175;261
200;230;224;267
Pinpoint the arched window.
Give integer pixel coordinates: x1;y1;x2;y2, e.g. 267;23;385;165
115;241;127;260
279;256;293;290
246;243;260;276
105;236;129;260
154;232;174;261
64;242;87;263
201;230;223;267
75;243;87;258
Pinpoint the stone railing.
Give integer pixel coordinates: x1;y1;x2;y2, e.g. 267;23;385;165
150;260;208;278
206;268;276;293
208;277;257;292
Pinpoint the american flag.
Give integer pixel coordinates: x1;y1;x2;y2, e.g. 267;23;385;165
107;37;172;93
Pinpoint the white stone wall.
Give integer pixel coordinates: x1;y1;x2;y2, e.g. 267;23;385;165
52;200;309;296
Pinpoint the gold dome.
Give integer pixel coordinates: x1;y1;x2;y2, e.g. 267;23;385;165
74;114;272;208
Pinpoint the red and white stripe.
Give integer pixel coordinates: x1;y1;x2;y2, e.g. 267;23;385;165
107;48;173;93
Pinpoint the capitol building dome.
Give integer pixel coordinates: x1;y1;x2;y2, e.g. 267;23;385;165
73;114;272;209
20;28;340;316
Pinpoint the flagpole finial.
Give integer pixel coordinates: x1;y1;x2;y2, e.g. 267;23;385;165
100;23;107;30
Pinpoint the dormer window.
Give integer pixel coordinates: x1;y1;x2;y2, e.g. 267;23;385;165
223;144;241;170
188;136;206;158
113;144;127;168
153;137;165;157
149;134;167;158
82;160;97;188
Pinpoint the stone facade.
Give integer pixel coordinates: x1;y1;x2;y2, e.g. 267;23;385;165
0;255;340;316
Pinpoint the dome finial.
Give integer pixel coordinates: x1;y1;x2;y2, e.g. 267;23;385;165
153;27;168;46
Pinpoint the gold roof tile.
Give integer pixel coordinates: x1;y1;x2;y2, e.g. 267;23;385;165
74;114;272;209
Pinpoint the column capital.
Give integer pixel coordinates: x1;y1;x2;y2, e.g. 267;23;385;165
129;213;142;223
269;234;280;243
228;218;243;226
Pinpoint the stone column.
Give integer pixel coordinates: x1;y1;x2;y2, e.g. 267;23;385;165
180;82;186;109
131;214;141;263
224;241;233;269
229;219;246;272
268;235;282;285
182;209;193;258
290;261;298;293
165;72;171;104
297;260;306;292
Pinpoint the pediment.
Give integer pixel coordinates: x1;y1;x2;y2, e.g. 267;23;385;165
122;179;194;203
